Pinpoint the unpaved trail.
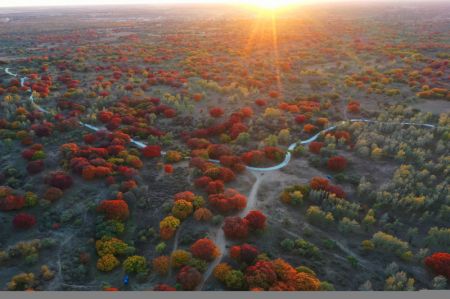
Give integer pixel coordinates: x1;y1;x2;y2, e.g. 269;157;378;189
47;233;74;290
197;171;264;290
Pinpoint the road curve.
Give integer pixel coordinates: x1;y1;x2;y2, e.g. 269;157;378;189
3;67;438;172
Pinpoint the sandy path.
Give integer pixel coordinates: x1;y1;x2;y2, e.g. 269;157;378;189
197;171;264;290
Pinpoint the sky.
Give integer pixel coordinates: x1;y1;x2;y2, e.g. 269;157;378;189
0;0;439;8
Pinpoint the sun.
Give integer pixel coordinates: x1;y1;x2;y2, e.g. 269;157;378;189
240;0;299;11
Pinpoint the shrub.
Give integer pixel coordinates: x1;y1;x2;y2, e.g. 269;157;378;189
306;206;334;227
214;263;232;282
95;236;130;257
43;187;63;202
26;160;44;174
13;213;36;229
244;211;267;230
97;200;130;221
327;156;348;172
152;256;170;276
0;194;26;211
95;219;125;238
170;249;192;268
224;269;246;290
190;238;220;261
209;107;224;118
230;244;259;265
159;216;181;240
295;115;307;124
172;200;193;220
245;260;277;289
425;252;450;279
310;176;330;190
47;171;73;190
176;266;202;290
309;142;324;154
153;284;176;291
142;145;161;158
372;231;409;257
290;272;321;291
97;254;120;272
193;208;213;222
347;101;360;113
208;189;247;214
123;255;148;274
7;273;36;290
222;216;249;240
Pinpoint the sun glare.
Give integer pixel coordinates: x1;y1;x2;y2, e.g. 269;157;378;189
240;0;300;11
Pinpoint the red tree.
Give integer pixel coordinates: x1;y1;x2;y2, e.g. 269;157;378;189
209;107;224;118
27;160;45;174
0;195;26;211
295;115;307;124
223;216;249;240
190;238;219;261
47;171;73;190
13;213;36;229
176;266;202;290
153;284;176;291
324;185;346;198
310;176;329;190
142;145;161;158
244;211;267;230
230;244;259;265
206;180;225;194
245;260;277;289
425;252;450;279
327;156;347;172
308;142;324;154
97;199;130;221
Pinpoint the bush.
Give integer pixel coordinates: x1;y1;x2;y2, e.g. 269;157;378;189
159;216;181;240
214;263;232;282
208;189;247;214
27;160;44;174
7;273;36;290
172;200;193;220
244;210;267;230
193;208;213;222
47;171;73;190
190;238;220;261
309;142;324;154
142;145;161;158
123;255;148;274
170;250;192;268
96;254;120;272
245;260;277;289
290;272;321;291
43;187;63;202
230;244;259;265
327;156;348;172
13;213;36;229
209;107;224;118
425;252;450;279
97;199;130;221
310;176;330;190
153;284;176;291
152;255;170;276
176;266;202;290
372;231;409;257
95;236;130;257
224;269;246;290
222;216;249;240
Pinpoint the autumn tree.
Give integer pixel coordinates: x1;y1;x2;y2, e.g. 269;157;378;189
190;238;220;261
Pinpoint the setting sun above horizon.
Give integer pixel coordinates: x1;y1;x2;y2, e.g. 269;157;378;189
237;0;300;11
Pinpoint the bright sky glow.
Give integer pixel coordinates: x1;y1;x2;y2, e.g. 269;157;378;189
0;0;435;9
